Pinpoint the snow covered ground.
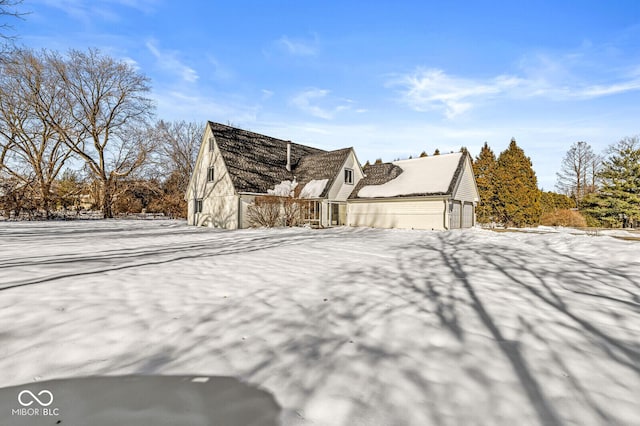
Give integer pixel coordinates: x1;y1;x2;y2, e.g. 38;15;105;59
0;221;638;425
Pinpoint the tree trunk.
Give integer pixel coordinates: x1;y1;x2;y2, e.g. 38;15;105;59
102;179;113;219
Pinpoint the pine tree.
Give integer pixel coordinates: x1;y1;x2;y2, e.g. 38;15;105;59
419;151;428;158
473;142;497;223
582;136;640;227
493;138;541;227
433;149;440;155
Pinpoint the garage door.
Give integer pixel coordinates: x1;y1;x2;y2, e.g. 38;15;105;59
349;200;445;230
462;203;474;228
450;201;461;229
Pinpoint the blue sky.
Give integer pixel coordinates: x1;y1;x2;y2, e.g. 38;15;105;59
11;0;640;190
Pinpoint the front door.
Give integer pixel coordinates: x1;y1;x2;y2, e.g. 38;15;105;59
329;203;346;226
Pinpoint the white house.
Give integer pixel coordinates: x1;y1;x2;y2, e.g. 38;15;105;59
187;122;479;230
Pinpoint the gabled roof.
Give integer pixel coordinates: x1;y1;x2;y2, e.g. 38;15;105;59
209;122;325;194
294;148;353;198
350;152;467;199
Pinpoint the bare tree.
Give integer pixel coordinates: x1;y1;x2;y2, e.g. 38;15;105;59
152;120;202;190
45;49;155;218
1;0;25;49
0;48;74;217
556;141;600;207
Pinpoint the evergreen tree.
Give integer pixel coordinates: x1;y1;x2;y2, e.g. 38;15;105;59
433;149;440;155
582;136;640;227
540;191;573;214
473;142;497;223
419;151;428;158
493;138;541;227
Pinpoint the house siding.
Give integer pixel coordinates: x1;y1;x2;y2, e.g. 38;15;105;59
187;128;238;228
327;152;363;202
348;198;447;230
452;157;478;203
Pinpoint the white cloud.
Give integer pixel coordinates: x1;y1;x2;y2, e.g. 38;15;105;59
146;40;198;83
36;0;158;22
206;55;233;81
290;89;354;120
153;90;259;124
391;65;640;118
277;35;318;56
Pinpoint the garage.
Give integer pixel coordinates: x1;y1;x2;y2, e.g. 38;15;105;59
449;201;462;229
347;152;479;231
349;199;446;230
462;202;474;228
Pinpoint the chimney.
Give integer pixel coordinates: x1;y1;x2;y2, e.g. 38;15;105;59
286;141;291;172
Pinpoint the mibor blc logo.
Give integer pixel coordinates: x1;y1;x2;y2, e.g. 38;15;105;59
12;389;60;417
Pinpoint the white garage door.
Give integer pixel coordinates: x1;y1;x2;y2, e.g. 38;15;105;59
349;200;445;230
462;203;474;228
450;201;461;229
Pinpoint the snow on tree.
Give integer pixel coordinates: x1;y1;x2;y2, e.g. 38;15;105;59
493;138;541;227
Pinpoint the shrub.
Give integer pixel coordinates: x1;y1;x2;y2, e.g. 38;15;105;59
247;196;284;227
539;209;587;227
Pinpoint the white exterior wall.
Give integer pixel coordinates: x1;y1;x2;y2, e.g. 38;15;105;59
187;127;239;228
327;151;364;202
453;157;479;203
238;194;256;229
348;198;448;230
451;156;479;228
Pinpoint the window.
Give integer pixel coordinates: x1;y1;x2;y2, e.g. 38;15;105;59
207;166;215;182
208;137;214;152
195;199;203;214
344;168;354;185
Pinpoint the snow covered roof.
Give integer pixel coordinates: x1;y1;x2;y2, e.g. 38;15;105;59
351;152;467;199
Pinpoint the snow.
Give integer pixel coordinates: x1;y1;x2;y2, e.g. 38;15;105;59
299;179;328;198
0;221;639;425
358;152;462;198
268;180;298;197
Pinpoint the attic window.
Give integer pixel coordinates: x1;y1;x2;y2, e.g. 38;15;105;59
195;199;203;214
208;137;214;152
344;168;354;185
207;166;215;182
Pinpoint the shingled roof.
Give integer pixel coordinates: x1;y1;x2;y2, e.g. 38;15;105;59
349;152;467;199
293;148;353;198
209;122;325;194
209;122;354;196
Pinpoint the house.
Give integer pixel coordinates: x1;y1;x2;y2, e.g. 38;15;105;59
187;122;479;230
187;122;364;228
